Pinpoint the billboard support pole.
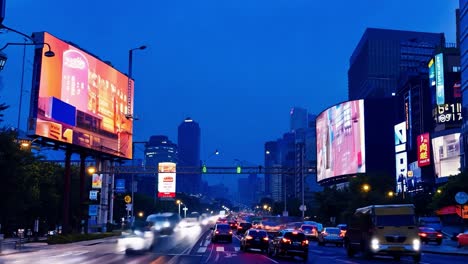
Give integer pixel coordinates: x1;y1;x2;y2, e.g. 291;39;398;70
62;149;72;234
79;153;87;233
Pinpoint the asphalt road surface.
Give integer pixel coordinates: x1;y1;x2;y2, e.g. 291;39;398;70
1;226;467;264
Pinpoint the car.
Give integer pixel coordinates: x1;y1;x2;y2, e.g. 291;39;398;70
252;220;263;229
336;224;347;237
146;212;181;235
318;227;344;247
267;229;309;261
237;222;253;235
456;231;468;248
300;224;318;240
118;220;155;254
228;220;238;230
240;229;269;252
418;227;443;245
211;223;233;243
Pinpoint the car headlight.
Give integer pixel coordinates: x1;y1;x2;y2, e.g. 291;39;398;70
163;221;170;228
371;238;379;251
412;239;421;251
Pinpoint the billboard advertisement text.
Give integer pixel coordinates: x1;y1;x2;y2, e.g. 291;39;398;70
28;32;134;159
395;122;408;193
432;133;461;178
316;100;366;182
417;133;431;167
435;53;445;105
158;162;176;199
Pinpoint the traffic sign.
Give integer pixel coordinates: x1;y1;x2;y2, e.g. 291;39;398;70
455;191;468;205
126;203;132;211
124;195;132;204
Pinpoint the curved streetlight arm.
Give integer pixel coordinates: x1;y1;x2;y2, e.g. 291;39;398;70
0;24;34;43
0;42;53;52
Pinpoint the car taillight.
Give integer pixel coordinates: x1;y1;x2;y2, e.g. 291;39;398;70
263;237;269;241
419;233;427;237
246;235;253;240
302;240;309;245
229;230;233;234
215;230;219;234
437;234;443;237
282;238;291;244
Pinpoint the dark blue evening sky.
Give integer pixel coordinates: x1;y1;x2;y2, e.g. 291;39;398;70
0;0;458;180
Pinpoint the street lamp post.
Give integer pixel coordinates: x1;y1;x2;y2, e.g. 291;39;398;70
126;45;146;120
127;44;146;222
176;200;182;216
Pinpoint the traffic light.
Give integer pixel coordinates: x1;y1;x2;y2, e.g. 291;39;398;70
202;164;207;173
236;165;241;174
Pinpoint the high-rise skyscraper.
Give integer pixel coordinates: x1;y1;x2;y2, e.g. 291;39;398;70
264;141;278;197
145;135;177;167
290;107;308;132
177;117;201;195
460;0;468;169
348;28;445;100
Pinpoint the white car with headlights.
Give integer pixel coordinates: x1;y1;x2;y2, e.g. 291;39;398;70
146;212;181;235
118;221;155;254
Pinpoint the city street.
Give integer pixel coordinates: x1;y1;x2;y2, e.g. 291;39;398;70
1;227;468;264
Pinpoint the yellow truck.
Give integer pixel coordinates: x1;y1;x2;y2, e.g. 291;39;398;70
344;204;421;263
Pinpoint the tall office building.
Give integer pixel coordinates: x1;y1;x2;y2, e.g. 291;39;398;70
460;0;468;169
145;135;177;167
290;107;308;132
264;141;279;197
348;28;445;100
177;117;201;195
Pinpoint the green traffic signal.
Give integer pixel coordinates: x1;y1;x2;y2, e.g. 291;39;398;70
202;164;207;173
236;166;241;174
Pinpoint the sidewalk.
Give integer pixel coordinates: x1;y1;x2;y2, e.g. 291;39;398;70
0;238;49;256
421;238;468;256
0;236;118;256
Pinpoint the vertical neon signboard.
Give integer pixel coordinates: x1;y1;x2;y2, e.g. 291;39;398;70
434;53;445;105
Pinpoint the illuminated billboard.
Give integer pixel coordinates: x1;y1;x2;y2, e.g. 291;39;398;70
158;162;176;199
434;53;445;105
417;133;431;167
28;32;134;159
432;133;461;178
316;100;366;182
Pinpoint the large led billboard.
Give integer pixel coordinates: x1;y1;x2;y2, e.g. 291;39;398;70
28;32;134;159
158;162;176;199
432;133;461;178
316;100;366;182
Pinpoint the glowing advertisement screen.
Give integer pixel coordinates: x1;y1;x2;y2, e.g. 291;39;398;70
431;133;461;178
417;133;431;167
428;58;435;87
158;162;176;198
29;32;134;159
316;100;366;182
434;53;445;105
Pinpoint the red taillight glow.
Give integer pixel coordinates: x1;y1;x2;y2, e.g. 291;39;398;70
246;235;253;240
437;234;443;237
263;237;269;241
215;230;219;234
282;238;291;243
229;230;233;234
302;240;309;245
419;233;427;237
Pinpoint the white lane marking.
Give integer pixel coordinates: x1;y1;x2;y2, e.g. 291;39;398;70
214;252;220;262
204;240;210;247
216;246;224;252
197;246;207;253
234;247;240;252
261;255;279;264
205;244;215;263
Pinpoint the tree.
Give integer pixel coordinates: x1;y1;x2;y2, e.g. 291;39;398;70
429;172;468;211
